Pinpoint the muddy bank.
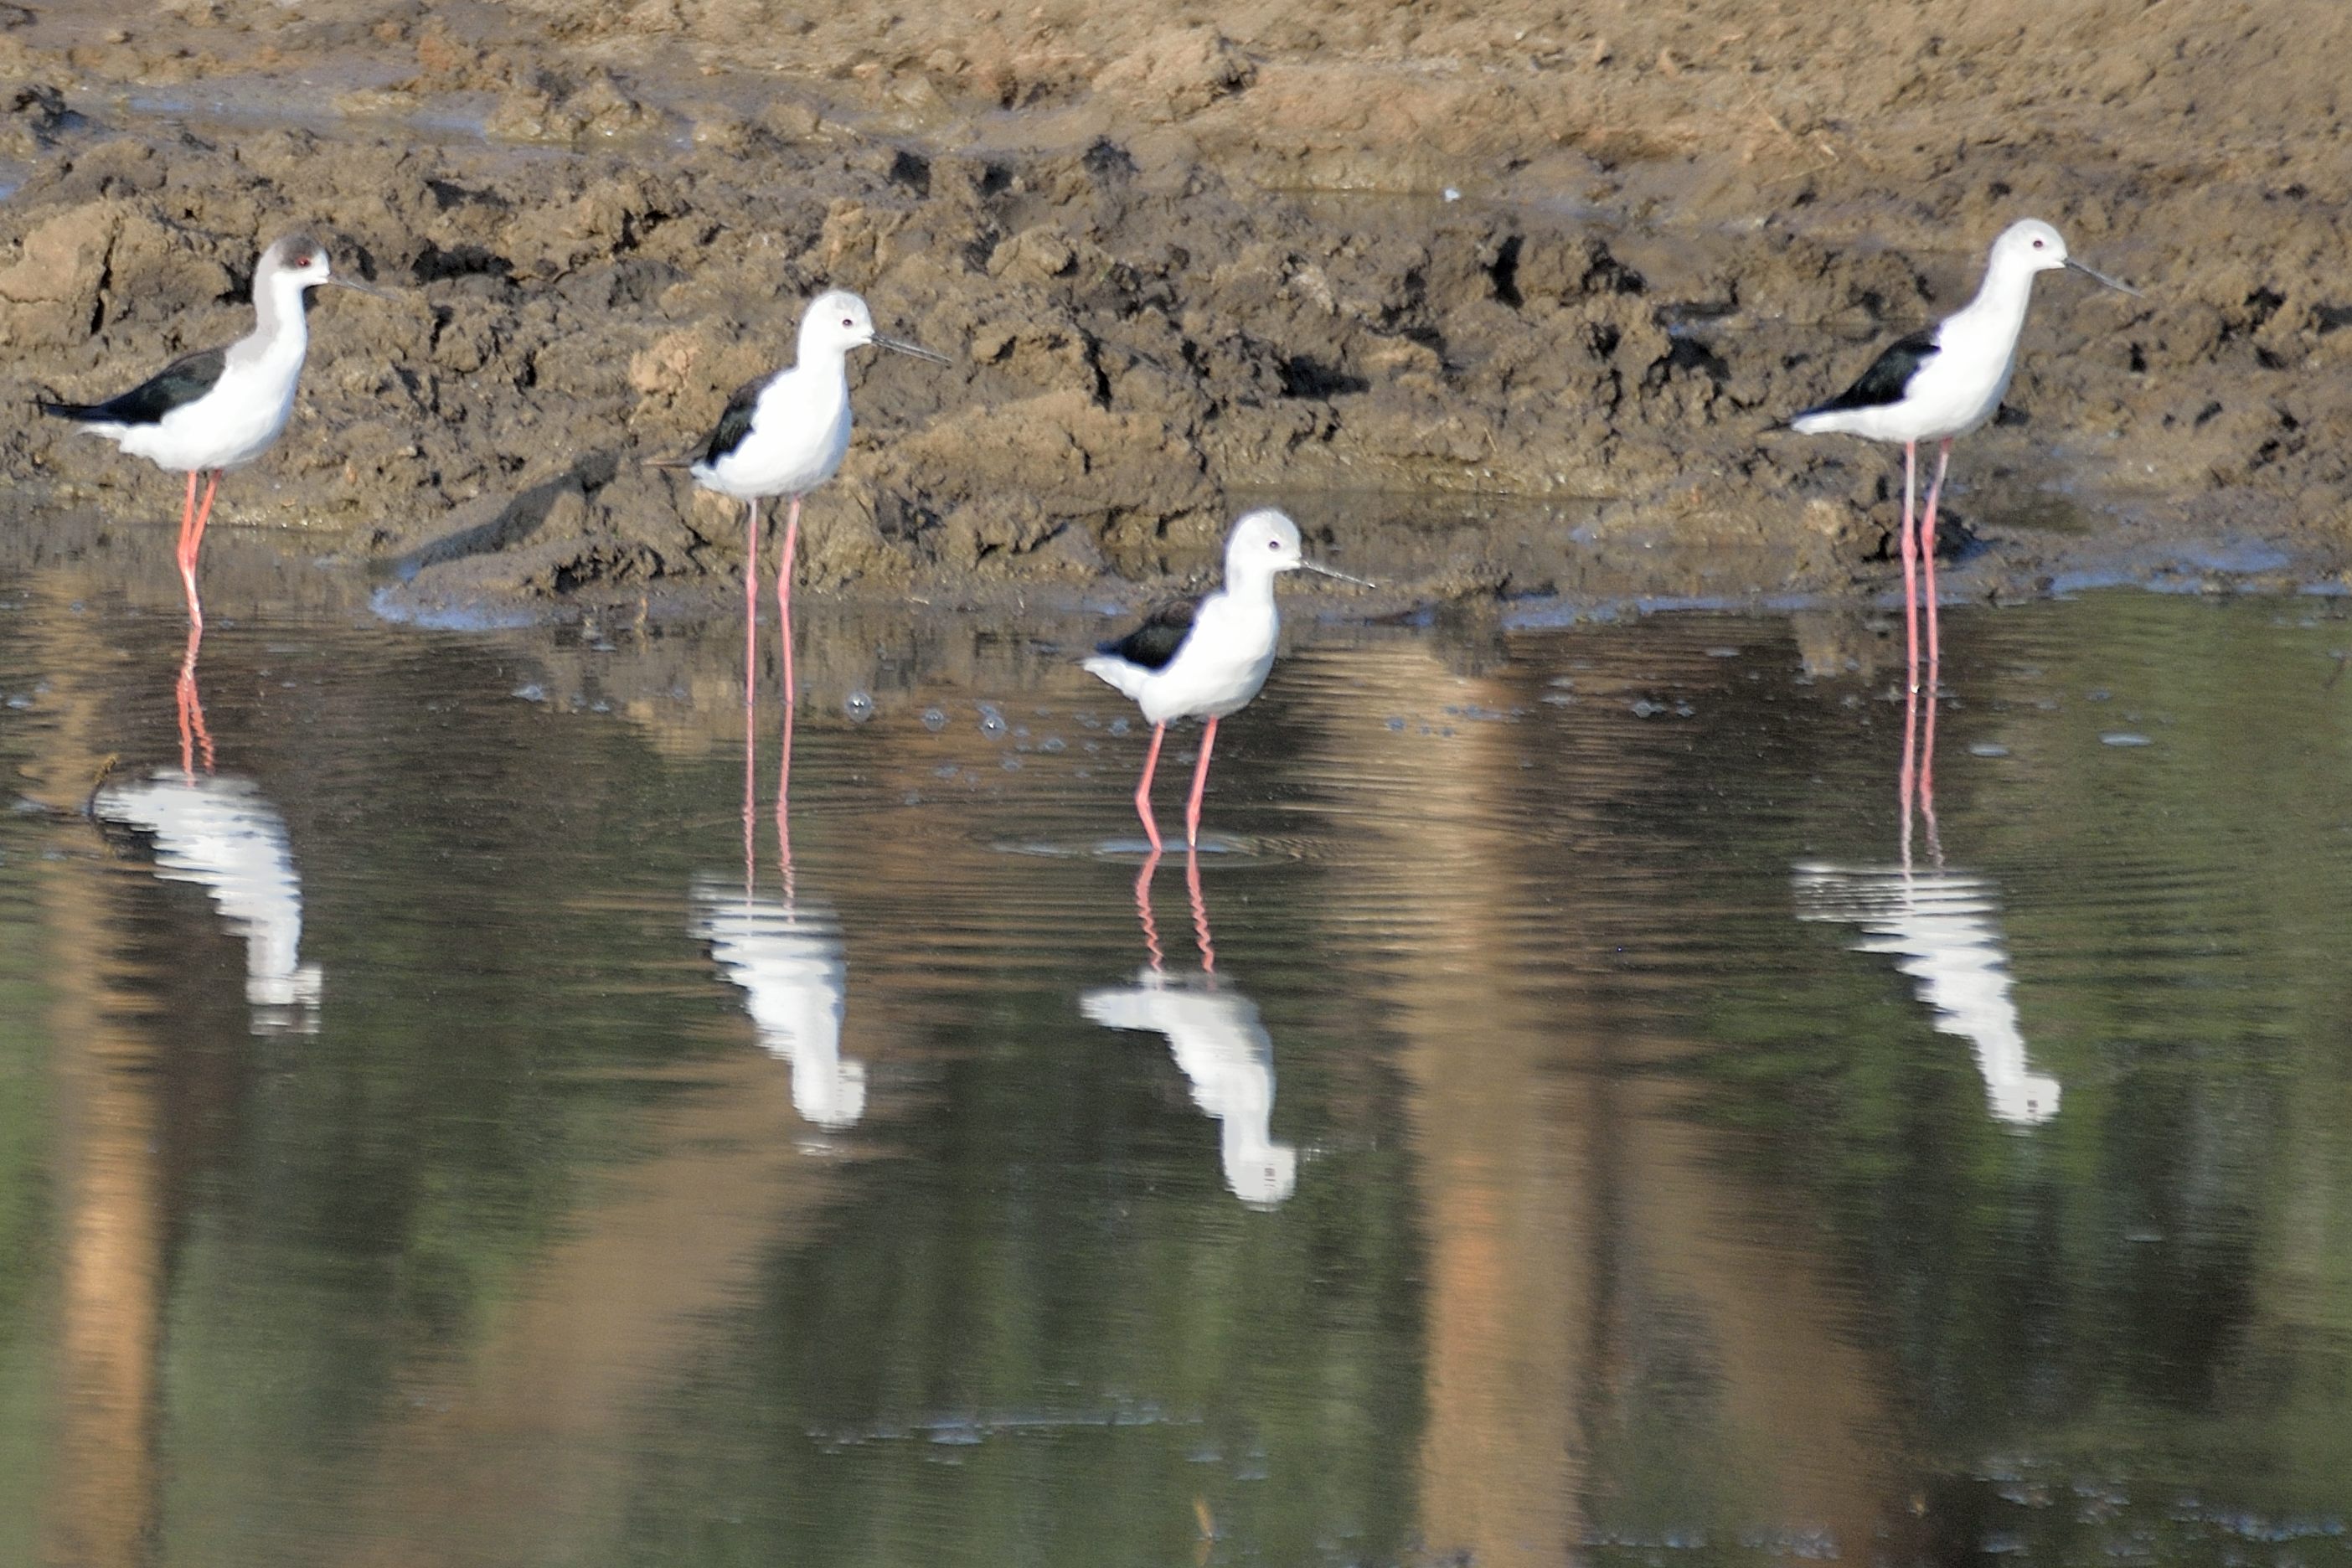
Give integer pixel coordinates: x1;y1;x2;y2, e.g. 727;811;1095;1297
2;0;2349;618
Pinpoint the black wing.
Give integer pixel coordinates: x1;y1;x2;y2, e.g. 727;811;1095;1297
1098;598;1199;672
699;375;767;466
1796;328;1940;419
39;345;228;426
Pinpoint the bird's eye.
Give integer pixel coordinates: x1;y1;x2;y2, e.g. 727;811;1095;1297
295;255;312;266
2031;239;2045;249
1267;539;1280;549
842;317;854;328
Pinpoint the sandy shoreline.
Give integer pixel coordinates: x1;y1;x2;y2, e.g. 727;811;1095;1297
3;0;2348;620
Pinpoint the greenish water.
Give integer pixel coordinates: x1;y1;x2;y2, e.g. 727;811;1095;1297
1;559;2348;1566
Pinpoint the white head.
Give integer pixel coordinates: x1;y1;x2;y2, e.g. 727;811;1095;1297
258;232;336;291
1988;219;2138;296
1224;508;1373;587
257;232;390;300
797;288;950;365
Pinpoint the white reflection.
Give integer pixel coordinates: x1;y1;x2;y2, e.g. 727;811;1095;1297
1792;862;2061;1125
95;769;322;1034
690;876;864;1129
1084;973;1297;1207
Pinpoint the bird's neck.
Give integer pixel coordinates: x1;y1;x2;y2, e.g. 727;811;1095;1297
1951;255;2038;344
248;276;311;362
794;337;852;381
1222;562;1280;611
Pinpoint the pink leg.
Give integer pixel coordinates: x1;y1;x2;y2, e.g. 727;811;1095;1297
1133;848;1165;972
742;497;760;893
175;616;214;780
776;639;797;905
173;471;202;632
1918;438;1951;691
1899;441;1919;694
1184;716;1219;849
775;493;801;713
1184;847;1215;975
1133;722;1166;852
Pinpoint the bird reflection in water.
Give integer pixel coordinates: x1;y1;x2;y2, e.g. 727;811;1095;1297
689;671;865;1130
1792;669;2060;1125
91;768;324;1035
1081;850;1299;1208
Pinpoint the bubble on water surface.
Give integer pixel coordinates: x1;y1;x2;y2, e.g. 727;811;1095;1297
921;707;947;732
843;690;875;722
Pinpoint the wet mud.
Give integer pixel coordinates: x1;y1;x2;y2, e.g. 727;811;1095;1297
2;0;2349;620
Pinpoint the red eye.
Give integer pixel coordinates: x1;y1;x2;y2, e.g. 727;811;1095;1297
842;317;854;328
295;255;312;266
2031;239;2045;249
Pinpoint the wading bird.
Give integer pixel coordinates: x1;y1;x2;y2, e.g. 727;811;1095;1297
1779;219;2138;689
38;232;391;631
655;289;946;714
1084;509;1369;851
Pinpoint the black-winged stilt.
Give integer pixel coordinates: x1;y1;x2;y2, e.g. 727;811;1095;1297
37;232;390;632
653;288;946;723
1779;219;2138;689
1083;508;1369;852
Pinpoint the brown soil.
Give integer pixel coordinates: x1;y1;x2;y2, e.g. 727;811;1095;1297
3;0;2349;620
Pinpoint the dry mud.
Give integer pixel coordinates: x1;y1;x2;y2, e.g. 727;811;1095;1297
2;0;2350;619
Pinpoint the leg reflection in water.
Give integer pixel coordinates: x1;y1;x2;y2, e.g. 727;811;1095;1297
1084;850;1297;1208
690;673;863;1130
1793;666;2060;1126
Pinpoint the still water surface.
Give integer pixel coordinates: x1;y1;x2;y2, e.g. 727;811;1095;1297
1;554;2349;1566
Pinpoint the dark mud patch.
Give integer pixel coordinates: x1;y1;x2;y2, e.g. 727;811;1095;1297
3;0;2350;621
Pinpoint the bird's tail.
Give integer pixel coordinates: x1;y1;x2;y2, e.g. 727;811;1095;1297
1081;652;1153;702
641;453;699;470
37;400;100;421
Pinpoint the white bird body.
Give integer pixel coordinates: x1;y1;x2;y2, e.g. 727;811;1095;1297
106;298;308;472
682;288;941;503
1787;219;2131;446
1782;219;2136;687
42;233;374;475
1082;971;1298;1207
689;360;852;499
1793;860;2061;1125
692;879;865;1129
95;769;323;1030
1790;271;2032;444
1085;580;1281;727
1083;509;1368;850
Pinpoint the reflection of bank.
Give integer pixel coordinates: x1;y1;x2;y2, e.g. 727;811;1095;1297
1083;849;1297;1208
691;877;865;1129
1793;862;2061;1125
94;768;324;1034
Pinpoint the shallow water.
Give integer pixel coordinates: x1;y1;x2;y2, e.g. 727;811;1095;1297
2;550;2350;1567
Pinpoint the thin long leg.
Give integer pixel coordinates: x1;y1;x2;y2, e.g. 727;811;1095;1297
775;493;802;714
1899;441;1920;694
175;616;214;780
743;496;760;897
1133;722;1166;852
174;471;201;632
1184;715;1219;849
776;643;797;906
774;494;802;895
1184;847;1216;975
1918;437;1951;691
1133;848;1165;973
